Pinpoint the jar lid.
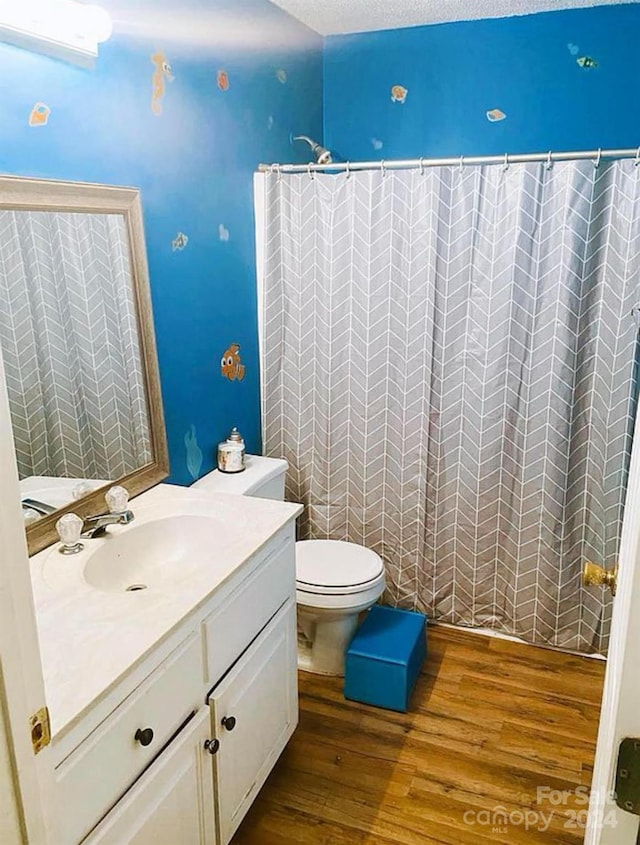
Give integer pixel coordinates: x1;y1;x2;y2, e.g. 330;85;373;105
228;427;244;443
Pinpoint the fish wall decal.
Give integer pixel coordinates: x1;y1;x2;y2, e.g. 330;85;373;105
486;108;507;122
391;85;408;104
221;343;246;381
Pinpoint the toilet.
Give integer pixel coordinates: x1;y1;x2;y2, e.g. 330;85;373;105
192;455;386;676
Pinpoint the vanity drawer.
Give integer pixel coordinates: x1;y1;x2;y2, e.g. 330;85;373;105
56;633;203;845
203;531;295;685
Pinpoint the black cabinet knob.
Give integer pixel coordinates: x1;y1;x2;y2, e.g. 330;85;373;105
221;716;236;732
134;727;154;747
204;738;220;755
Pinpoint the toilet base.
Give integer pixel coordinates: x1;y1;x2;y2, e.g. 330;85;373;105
296;611;361;676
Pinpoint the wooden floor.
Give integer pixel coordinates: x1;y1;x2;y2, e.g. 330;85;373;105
232;626;606;845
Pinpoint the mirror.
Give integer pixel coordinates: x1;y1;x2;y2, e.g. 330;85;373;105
0;176;168;555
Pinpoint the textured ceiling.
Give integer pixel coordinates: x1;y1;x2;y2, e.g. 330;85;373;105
267;0;637;35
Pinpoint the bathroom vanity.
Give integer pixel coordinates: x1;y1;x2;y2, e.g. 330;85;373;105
29;484;303;845
0;175;306;844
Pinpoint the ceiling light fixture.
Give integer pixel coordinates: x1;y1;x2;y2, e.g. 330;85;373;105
0;0;113;67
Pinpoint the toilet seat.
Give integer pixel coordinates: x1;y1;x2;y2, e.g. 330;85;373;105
295;540;385;596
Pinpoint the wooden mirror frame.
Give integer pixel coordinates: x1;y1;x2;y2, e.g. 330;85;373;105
0;175;169;555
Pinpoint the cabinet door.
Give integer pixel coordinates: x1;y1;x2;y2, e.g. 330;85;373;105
209;599;298;845
83;709;216;845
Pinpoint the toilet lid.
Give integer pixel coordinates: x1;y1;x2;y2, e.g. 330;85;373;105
296;540;384;589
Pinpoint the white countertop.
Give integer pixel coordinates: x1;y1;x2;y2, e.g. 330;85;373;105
29;484;302;739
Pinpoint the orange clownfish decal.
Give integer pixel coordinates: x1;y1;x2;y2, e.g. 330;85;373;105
221;343;245;381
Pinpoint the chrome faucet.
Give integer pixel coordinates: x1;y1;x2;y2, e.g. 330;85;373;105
81;509;134;539
56;486;134;554
21;497;57;517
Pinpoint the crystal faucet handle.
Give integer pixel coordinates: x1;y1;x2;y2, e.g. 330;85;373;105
56;513;84;555
105;485;129;513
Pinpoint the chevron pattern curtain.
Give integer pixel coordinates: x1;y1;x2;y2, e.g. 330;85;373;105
0;211;152;481
261;161;640;654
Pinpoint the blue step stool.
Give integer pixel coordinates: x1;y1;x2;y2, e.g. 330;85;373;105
344;605;427;712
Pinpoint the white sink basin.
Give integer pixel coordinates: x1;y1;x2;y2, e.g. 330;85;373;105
83;515;228;593
39;491;254;595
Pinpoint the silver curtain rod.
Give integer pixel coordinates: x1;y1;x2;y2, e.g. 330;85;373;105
258;147;640;174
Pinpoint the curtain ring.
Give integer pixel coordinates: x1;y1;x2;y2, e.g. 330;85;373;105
307;162;314;180
634;147;640;167
459;155;465;173
380;159;386;177
345;160;351;179
594;148;602;169
419;157;425;176
546;150;553;170
503;152;510;172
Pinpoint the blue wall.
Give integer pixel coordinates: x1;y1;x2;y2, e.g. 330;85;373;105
5;2;639;488
0;0;322;484
324;5;640;161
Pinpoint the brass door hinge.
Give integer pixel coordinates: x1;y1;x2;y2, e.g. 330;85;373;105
30;706;50;755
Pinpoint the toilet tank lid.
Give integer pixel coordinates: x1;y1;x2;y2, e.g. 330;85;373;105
296;540;384;588
192;455;287;495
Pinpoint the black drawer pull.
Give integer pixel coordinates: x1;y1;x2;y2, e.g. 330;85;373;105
221;716;236;732
134;727;154;747
204;738;220;755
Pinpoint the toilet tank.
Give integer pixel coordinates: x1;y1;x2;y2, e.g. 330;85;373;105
191;455;287;501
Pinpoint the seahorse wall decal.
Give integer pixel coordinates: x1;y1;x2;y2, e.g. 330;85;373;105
184;424;203;480
151;51;174;116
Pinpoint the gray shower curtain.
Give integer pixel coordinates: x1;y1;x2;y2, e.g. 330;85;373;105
260;160;640;654
0;211;152;481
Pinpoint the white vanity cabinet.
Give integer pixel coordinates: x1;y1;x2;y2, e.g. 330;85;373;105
50;522;299;845
83;709;216;845
58;634;205;845
209;600;297;844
